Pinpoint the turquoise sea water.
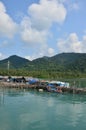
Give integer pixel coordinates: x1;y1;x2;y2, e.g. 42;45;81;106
0;88;86;130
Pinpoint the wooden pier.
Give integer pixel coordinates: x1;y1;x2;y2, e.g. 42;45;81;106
0;81;86;94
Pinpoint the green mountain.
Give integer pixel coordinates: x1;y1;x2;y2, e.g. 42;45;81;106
27;53;86;73
0;55;29;69
0;53;86;77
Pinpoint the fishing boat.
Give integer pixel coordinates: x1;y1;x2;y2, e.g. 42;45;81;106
46;81;69;93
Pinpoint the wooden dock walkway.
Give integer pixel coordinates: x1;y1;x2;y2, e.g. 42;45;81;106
0;81;86;94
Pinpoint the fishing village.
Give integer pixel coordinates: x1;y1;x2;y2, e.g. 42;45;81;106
0;55;86;94
0;76;86;94
0;1;86;130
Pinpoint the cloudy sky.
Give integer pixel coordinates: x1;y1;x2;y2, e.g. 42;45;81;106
0;0;86;60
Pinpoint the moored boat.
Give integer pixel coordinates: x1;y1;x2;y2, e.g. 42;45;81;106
46;81;69;93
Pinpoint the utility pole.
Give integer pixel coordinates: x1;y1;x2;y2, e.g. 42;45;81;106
7;60;10;76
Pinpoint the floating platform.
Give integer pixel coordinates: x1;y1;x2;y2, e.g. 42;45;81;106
0;81;86;94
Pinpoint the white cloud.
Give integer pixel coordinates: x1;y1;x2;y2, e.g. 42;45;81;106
20;17;48;46
21;0;67;45
28;0;67;30
0;1;6;12
21;28;47;45
20;0;67;58
0;2;17;38
83;35;86;41
25;53;45;61
82;35;86;52
25;55;33;61
0;53;6;60
57;33;86;53
24;43;48;60
47;48;55;56
71;3;79;10
65;1;80;11
0;0;67;60
25;47;55;61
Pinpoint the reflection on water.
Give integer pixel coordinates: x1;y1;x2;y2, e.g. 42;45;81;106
0;89;4;106
0;88;86;130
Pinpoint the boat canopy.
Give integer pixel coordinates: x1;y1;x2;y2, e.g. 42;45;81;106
48;81;69;88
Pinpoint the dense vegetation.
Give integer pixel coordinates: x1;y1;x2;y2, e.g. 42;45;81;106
0;53;86;79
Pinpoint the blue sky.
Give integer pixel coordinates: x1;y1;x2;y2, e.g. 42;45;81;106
0;0;86;60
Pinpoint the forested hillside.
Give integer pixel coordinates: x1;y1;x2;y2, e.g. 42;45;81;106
0;53;86;78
